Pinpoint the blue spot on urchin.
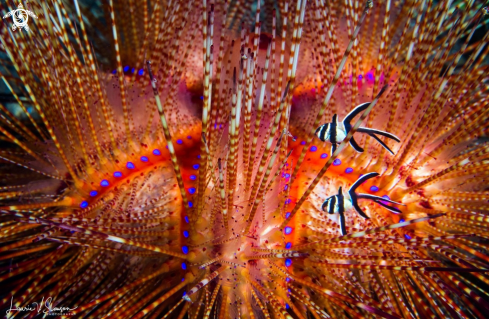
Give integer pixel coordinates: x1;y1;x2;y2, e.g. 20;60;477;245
333;159;342;166
285;212;291;219
140;156;148;162
89;191;98;197
284;226;293;235
126;162;135;169
285;242;292;249
310;146;317;152
153;149;161;156
80;201;88;208
177;139;183;145
192;164;199;169
345;167;353;174
181;262;187;270
404;234;412;240
188;187;196;194
184;216;189;223
286;303;290;309
187;135;192;139
285;259;292;267
284;185;288;191
188;201;193;208
381;195;391;205
190;175;197;180
182;246;189;254
300;141;306;145
285;173;290;178
321;153;328;159
100;180;109;187
399;219;405;223
114;171;122;178
183;230;189;238
138;69;144;76
123;66;129;72
370;185;379;192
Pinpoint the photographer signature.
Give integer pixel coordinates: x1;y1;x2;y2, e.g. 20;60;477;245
6;297;77;315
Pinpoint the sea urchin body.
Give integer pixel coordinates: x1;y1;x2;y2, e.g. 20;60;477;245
1;0;489;318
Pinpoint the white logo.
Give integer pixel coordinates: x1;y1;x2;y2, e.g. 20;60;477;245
3;3;37;32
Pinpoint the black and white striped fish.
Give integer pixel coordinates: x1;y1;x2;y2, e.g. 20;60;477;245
321;172;404;235
315;102;401;155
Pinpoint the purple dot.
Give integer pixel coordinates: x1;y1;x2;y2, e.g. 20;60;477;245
187;136;192;139
131;68;135;74
140;156;148;162
188;201;193;208
333;159;342;166
345;167;353;173
285;259;292;267
188;187;196;194
284;227;293;235
183;230;189;238
126;162;135;169
358;74;363;80
181;262;187;270
153;149;161;156
200;96;204;100
182;246;189;254
300;141;306;145
112;69;116;74
89;191;98;197
177;139;183;145
399;219;405;223
285;242;292;249
321;153;328;159
370;185;379;192
100;180;109;187
190;175;197;180
284;185;288;191
80;201;88;208
310;146;317;152
184;216;189;223
138;69;144;76
404;234;412;240
123;66;129;72
114;171;122;178
193;164;199;169
197;155;201;159
286;303;290;309
285;173;290;178
285;212;291;219
286;277;290;282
